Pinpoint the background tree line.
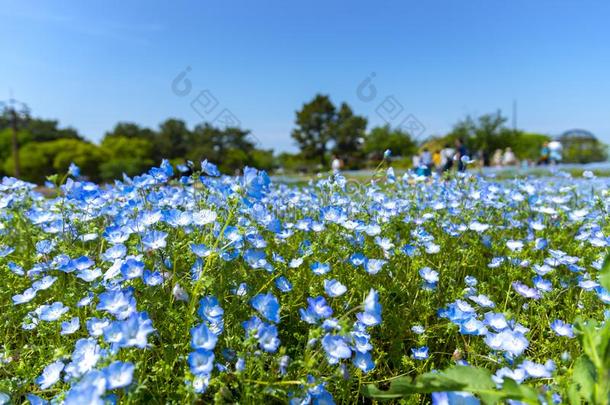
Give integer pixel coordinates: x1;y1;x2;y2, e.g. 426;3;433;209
1;93;606;183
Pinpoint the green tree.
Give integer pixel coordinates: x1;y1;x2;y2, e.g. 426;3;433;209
99;136;155;180
291;94;337;166
155;118;191;159
104;122;155;141
363;125;418;159
3;139;104;183
333;103;367;166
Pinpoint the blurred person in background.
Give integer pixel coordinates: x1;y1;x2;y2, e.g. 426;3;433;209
548;141;562;164
502;147;517;166
432;149;442;170
331;155;343;173
538;142;550;165
492;149;503;167
454;138;468;172
441;143;454;172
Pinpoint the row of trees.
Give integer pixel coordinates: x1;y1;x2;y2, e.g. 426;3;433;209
1;94;606;183
0;119;273;183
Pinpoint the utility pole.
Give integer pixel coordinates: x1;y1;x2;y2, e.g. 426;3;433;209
512;99;518;135
1;96;29;178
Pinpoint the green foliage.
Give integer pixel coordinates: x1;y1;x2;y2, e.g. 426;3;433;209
364;366;540;404
99;136;155;180
333;103;367;165
291;94;337;165
291;94;368;166
3;139;105;183
562;137;608;164
363;125;418;160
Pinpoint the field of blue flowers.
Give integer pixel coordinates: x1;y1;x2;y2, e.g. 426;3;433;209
1;160;609;404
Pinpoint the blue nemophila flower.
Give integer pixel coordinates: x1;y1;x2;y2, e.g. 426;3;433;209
275;276;292;293
419;267;439;284
38;302;69;322
191;323;218;350
518;359;555;379
251;293;280;323
232;282;248;297
411;346;429;360
121;258;145;280
12;288;37;305
365;259;387;275
192;209;218;226
512;281;541;299
115;312;156;348
484;329;529;357
244;249;269;270
488;256;505;268
289;257;303;268
311;262;330;275
411;325;425;334
353;351;375;373
68;162;80;177
97;288;137;320
321;334;352;364
198;296;224;324
64;338;102;379
173;284;189;302
61;317;80;335
192;374;211;394
459;317;488;335
141;230;168;251
188;349;215;376
468;294;495;308
236;357;246;372
32;275;57;291
143;269;164;286
348;252;366;267
506;240;524;252
77;293;94;307
0;245;14;258
357;289;382;327
87;317;110;337
201;159;220;177
484;312;509;331
191;243;212;258
72;256;94;271
493;366;527;384
324;279;347;297
464;276;478;287
468;221;490;232
303;296;334;321
104;361;135;389
242;316;280;352
533;275;553;293
36;360;64;389
8;262;24;276
35;239;55;255
77;267;102;282
550;319;574;338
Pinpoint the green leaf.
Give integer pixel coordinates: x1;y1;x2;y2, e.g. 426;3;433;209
500;378;540;404
572;355;596;403
441;366;496;391
362;376;419;399
567;383;581;405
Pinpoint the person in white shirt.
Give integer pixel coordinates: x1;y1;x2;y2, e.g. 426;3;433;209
331;155;343;173
502;147;517;166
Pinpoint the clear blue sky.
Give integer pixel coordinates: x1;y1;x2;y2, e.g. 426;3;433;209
1;0;609;152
